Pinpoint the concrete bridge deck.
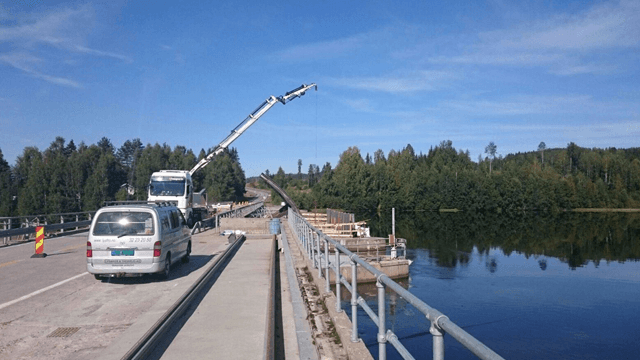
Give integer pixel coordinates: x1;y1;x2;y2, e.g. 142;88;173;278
0;217;364;360
157;233;276;359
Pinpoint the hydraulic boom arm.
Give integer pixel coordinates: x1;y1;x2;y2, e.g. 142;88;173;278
189;83;317;176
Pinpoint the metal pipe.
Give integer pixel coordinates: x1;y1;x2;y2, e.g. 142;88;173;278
324;238;330;292
335;247;342;313
351;258;359;343
377;280;387;360
386;330;415;360
358;296;378;324
316;233;321;278
430;318;445;360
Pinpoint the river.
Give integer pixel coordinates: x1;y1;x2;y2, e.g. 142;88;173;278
348;212;640;359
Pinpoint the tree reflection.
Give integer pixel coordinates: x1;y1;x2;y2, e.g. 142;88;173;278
538;259;547;271
370;212;640;271
485;257;498;273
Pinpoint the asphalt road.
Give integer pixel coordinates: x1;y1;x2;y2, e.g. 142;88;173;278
0;230;230;360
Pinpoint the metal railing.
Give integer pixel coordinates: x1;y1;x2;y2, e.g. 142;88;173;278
288;208;505;360
0;211;96;245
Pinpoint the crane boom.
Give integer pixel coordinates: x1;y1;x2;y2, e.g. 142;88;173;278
189;83;317;176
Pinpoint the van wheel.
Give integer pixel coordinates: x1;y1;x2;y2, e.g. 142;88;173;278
182;242;191;263
160;255;171;280
94;274;102;281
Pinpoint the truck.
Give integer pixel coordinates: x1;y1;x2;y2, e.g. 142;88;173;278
147;83;317;227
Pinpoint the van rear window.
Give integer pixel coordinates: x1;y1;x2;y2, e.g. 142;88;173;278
93;212;154;236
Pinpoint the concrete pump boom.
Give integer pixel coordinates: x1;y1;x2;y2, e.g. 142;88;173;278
189;83;317;176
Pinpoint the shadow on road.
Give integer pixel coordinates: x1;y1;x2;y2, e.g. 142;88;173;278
97;254;216;285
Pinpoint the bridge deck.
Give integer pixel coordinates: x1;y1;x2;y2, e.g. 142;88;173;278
159;234;275;359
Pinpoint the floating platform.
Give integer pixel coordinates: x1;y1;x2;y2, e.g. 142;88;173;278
300;209;410;283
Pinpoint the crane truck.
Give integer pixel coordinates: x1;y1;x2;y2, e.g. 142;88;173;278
147;83;317;226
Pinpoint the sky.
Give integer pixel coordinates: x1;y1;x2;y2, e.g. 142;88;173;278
1;0;639;177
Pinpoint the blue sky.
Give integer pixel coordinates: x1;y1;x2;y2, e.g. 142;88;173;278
1;1;639;176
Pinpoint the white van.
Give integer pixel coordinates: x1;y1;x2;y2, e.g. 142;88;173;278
87;203;192;280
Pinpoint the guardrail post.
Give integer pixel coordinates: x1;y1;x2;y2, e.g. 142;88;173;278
324;238;330;292
377;279;387;360
316;232;322;278
307;226;312;259
351;258;359;343
76;214;79;230
311;230;316;267
303;223;307;255
60;216;64;233
335;247;342;313
430;318;445;360
308;227;313;260
302;223;307;256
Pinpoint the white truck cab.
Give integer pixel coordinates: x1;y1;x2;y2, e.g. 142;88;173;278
147;170;194;225
87;203;192;280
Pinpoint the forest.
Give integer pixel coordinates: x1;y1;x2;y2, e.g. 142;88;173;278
261;140;640;220
3;137;640;219
0;136;246;217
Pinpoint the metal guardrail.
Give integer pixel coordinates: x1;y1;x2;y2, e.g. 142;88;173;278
1;202;266;240
288;208;505;360
0;211;96;244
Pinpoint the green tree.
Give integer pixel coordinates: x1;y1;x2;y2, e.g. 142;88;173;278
538;141;547;165
0;148;12;216
485;141;497;174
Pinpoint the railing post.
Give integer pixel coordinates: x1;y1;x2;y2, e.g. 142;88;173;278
316;232;321;278
351;258;359;343
308;226;312;259
312;230;317;267
76;214;79;230
335;247;342;313
304;224;308;257
60;215;64;233
430;318;446;360
377;279;387;360
324;238;330;293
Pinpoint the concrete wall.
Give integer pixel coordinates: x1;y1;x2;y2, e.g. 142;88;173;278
219;218;271;234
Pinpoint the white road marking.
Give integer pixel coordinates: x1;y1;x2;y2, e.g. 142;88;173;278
0;272;89;310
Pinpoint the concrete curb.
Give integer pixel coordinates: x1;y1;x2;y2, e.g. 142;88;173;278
283;219;373;360
281;221;319;360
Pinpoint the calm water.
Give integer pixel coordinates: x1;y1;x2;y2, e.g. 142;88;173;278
346;212;640;360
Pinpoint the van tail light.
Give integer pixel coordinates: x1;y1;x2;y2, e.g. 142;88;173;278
87;241;92;258
153;241;162;257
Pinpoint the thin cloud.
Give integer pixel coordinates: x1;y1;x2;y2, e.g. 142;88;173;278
0;52;81;88
430;0;640;75
74;45;132;63
486;0;640;51
271;33;367;61
0;5;130;87
328;70;455;93
443;95;594;116
270;25;411;62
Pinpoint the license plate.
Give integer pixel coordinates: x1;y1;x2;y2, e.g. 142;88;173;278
111;249;135;256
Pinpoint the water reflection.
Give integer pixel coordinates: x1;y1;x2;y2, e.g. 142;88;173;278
352;212;640;360
369;212;640;271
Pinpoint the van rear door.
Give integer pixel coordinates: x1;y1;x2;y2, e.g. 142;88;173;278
90;210;156;270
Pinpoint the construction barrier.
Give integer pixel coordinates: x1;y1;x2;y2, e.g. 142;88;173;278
33;226;46;258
